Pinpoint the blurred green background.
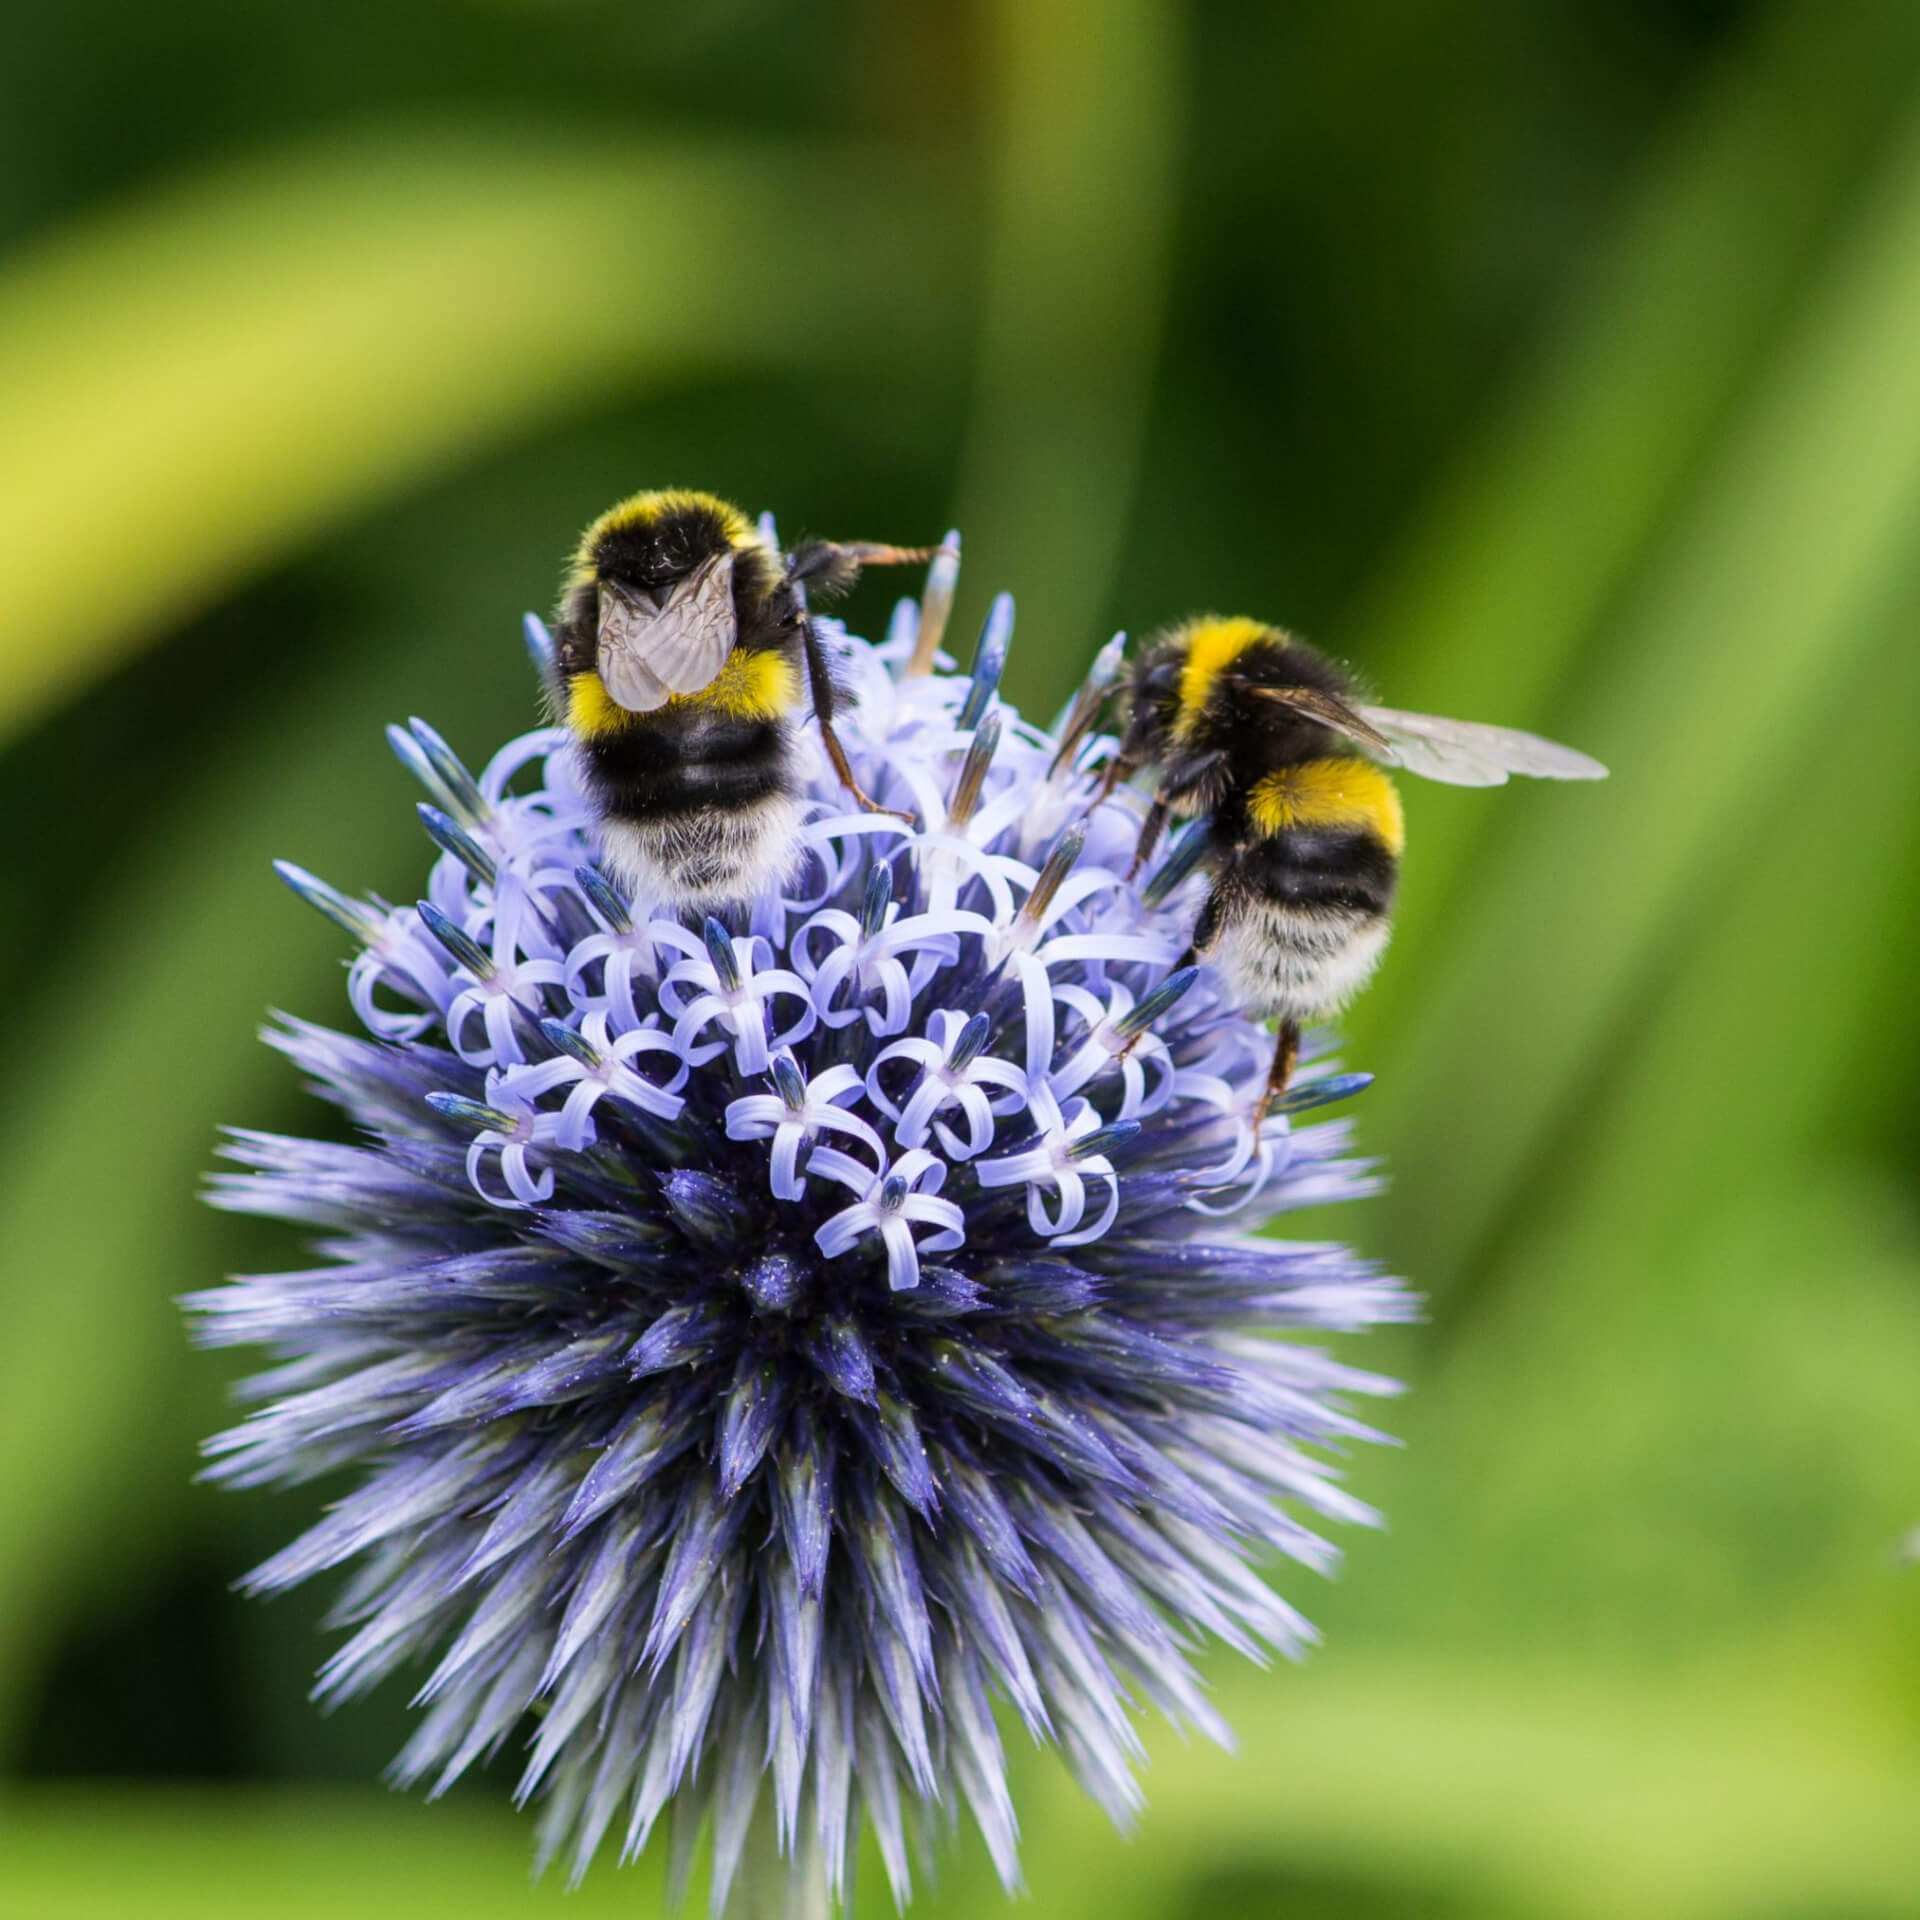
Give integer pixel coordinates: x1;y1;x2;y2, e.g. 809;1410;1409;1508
2;1;1917;1914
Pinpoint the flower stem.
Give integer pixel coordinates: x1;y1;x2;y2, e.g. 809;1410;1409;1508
731;1802;829;1920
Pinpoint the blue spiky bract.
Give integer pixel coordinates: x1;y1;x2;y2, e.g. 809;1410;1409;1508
189;577;1412;1913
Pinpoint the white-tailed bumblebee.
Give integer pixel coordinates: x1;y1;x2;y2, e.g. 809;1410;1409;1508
554;490;941;906
1100;616;1607;1121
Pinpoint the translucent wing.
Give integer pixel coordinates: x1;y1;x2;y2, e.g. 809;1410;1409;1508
1354;704;1609;787
596;548;738;712
594;623;670;711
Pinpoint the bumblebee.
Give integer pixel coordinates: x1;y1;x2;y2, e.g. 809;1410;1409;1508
554;490;939;906
1104;616;1607;1122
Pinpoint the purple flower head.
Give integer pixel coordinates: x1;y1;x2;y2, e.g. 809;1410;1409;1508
190;551;1412;1912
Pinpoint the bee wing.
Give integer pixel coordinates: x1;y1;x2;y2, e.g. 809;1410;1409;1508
1353;704;1609;786
596;549;738;712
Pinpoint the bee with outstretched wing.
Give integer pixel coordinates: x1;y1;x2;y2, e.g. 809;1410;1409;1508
1093;616;1606;1124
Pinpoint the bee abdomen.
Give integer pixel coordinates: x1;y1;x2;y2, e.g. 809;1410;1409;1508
1209;898;1391;1024
1237;825;1397;916
575;712;798;906
597;795;803;909
585;716;791;817
1204;825;1399;1024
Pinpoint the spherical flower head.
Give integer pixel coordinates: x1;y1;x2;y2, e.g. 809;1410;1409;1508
189;555;1413;1913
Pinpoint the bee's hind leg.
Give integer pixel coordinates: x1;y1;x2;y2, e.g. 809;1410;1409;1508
799;617;912;819
784;536;949;818
1126;797;1170;881
1250;1018;1302;1134
822;722;900;816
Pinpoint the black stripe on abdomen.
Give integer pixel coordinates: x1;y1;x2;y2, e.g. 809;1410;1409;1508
583;717;789;819
1234;825;1399;916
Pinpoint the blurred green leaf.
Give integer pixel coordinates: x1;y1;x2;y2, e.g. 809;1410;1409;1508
1349;0;1920;1034
1074;1649;1920;1919
0;126;960;746
1361;85;1920;1300
951;0;1183;716
11;1647;1920;1920
0;1788;669;1918
1351;590;1920;1658
0;458;610;1747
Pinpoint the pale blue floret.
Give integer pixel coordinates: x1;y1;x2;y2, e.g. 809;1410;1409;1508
192;574;1412;1913
726;1053;881;1202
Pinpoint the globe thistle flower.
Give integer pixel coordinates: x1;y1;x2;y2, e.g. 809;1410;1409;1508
189;552;1413;1913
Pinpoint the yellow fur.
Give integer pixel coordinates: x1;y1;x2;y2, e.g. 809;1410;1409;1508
565;489;766;596
566;648;799;739
1248;757;1405;856
1173;616;1276;741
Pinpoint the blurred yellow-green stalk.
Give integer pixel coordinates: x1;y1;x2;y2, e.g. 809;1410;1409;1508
2;3;1915;1915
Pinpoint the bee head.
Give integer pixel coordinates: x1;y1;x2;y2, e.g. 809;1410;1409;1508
582;491;753;600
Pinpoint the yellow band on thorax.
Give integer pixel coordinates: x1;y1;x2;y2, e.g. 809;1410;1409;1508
1173;616;1273;741
565;488;769;597
1247;757;1405;855
566;648;799;739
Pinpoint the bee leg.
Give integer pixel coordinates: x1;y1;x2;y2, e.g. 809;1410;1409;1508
1187;885;1223;961
1250;1019;1302;1134
799;617;912;819
1126;798;1170;881
787;540;953;602
1080;752;1138;824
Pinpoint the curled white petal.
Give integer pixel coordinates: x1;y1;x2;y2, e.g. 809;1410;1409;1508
809;1149;962;1291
